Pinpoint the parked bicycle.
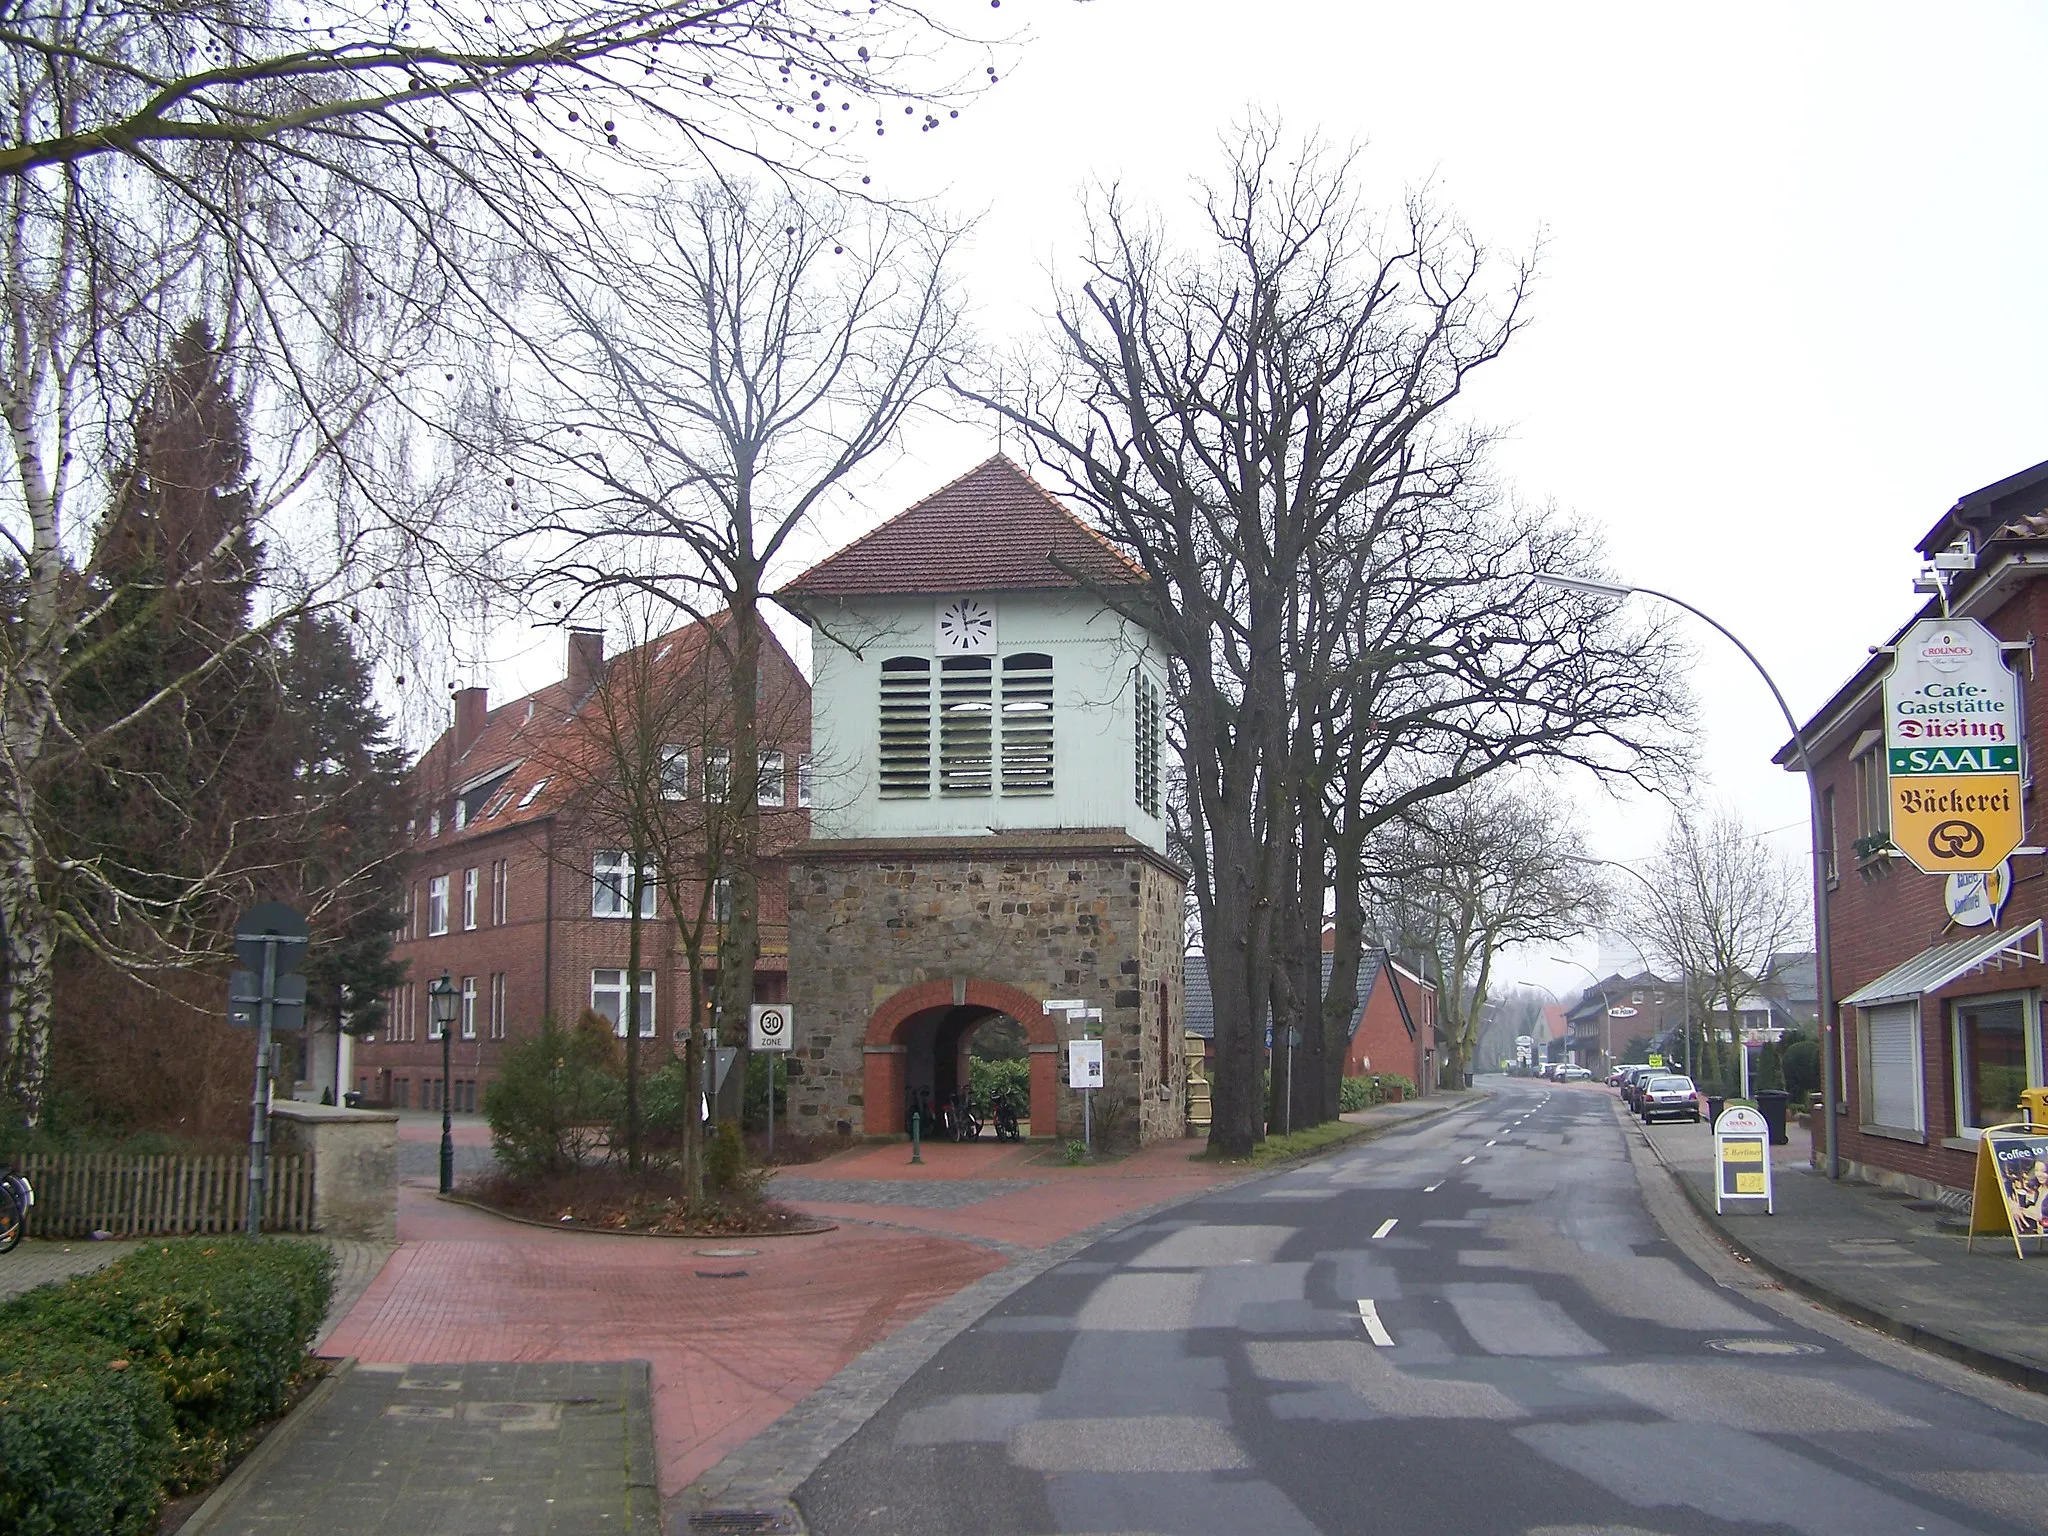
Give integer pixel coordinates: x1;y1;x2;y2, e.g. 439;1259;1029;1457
0;1166;33;1253
990;1090;1023;1143
945;1088;983;1142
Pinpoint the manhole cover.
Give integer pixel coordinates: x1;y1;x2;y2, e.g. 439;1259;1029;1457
1705;1337;1825;1356
694;1247;761;1258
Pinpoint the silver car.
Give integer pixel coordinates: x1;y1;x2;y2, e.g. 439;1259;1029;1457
1638;1074;1702;1124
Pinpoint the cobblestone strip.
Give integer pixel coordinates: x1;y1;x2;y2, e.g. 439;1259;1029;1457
766;1177;1045;1209
313;1237;397;1350
677;1088;1490;1533
0;1236;140;1299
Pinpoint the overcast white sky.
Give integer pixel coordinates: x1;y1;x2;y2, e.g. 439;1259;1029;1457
465;2;2048;997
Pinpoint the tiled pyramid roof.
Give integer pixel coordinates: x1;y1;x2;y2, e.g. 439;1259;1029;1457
780;456;1147;599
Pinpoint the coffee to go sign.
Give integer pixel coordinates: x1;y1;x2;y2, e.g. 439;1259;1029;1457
1882;618;2026;875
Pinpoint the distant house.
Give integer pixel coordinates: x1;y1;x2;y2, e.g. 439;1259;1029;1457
1563;970;1681;1068
1181;947;1436;1097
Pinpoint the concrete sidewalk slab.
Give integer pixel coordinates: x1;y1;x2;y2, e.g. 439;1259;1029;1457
1637;1109;2048;1392
182;1359;658;1536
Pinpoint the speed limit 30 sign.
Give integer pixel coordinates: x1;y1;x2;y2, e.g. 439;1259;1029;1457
749;1004;793;1052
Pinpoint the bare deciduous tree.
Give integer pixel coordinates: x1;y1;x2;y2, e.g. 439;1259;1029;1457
491;177;965;1078
1365;780;1607;1087
966;121;1690;1154
1625;805;1809;1092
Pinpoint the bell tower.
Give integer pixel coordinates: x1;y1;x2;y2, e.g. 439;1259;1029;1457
777;458;1188;1145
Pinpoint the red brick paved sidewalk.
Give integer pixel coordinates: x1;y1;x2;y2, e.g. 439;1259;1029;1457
321;1134;1237;1500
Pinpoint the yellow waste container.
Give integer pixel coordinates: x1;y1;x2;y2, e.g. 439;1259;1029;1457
2020;1085;2048;1130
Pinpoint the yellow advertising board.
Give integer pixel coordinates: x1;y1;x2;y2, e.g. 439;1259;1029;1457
1889;774;2025;874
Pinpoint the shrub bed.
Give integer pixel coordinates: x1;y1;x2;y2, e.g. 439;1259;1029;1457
0;1237;334;1534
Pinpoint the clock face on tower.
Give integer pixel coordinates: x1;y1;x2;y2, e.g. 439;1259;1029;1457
936;596;996;654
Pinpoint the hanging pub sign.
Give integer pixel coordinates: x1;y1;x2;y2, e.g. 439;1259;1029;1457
1966;1125;2048;1258
1713;1104;1774;1215
1883;619;2025;875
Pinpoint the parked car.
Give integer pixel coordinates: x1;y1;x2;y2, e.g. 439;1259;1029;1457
1638;1074;1702;1123
1620;1066;1662;1110
1610;1063;1648;1091
1556;1063;1593;1081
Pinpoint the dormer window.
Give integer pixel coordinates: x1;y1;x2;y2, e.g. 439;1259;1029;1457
428;808;441;839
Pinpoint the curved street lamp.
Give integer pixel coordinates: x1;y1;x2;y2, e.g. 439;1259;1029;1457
427;972;459;1194
1535;571;1838;1177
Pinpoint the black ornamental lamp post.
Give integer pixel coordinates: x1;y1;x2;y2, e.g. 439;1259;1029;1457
429;972;458;1194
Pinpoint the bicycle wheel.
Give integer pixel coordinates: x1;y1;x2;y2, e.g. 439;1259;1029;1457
0;1183;23;1253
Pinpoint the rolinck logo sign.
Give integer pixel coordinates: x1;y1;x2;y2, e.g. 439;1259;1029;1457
1917;630;1979;672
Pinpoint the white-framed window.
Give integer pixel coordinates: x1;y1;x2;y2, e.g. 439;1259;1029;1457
1853;738;1888;853
428;808;442;838
490;972;507;1040
428;988;445;1041
707;749;731;801
1000;652;1054;795
491;860;508;925
462;868;479;930
879;656;932;796
714;877;733;923
592;968;656;1037
1134;669;1162;816
592;850;656;918
1951;991;2040;1135
461;976;478;1040
427;875;450;936
1859;1001;1925;1138
939;655;994;796
661;745;690;800
796;752;814;808
454;797;469;831
759;750;785;806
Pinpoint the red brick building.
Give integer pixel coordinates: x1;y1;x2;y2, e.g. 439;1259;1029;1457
351;620;810;1110
1786;457;2048;1195
1340;950;1437;1091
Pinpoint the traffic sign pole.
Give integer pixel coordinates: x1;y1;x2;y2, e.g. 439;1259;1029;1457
246;937;275;1237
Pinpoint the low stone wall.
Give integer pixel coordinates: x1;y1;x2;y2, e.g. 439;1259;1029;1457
268;1101;400;1242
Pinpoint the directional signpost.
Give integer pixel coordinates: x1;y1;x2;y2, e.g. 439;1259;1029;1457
232;902;309;1236
1883;619;2026;875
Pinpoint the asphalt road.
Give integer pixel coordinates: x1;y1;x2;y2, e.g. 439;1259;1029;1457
794;1078;2048;1536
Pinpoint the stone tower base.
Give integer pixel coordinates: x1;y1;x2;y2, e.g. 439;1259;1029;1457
784;833;1188;1147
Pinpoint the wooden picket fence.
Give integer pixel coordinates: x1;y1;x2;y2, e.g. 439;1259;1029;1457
15;1152;315;1238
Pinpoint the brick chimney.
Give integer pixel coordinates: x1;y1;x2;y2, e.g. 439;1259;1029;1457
566;626;606;697
452;686;488;760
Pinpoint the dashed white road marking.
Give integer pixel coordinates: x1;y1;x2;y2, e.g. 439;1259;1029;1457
1372;1218;1398;1240
1357;1299;1395;1347
1424;1181;1444;1192
1485;1139;1498;1147
1460;1155;1476;1165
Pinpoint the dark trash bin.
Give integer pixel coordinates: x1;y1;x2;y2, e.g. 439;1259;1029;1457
342;1090;363;1109
1706;1094;1727;1126
1464;1072;1475;1089
1756;1089;1791;1145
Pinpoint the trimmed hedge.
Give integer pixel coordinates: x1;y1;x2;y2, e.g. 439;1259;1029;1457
0;1237;335;1532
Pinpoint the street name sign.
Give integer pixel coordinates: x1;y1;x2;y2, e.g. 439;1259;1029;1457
749;1004;792;1052
1713;1105;1774;1215
1883;619;2025;874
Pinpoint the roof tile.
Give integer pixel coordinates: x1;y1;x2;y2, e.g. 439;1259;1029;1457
780;456;1146;599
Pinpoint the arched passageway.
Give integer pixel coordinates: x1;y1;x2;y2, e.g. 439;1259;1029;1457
863;980;1059;1137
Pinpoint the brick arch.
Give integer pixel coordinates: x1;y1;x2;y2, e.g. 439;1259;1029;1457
861;979;1061;1138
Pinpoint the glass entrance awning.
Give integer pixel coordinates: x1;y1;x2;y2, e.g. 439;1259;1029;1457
1839;920;2045;1008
